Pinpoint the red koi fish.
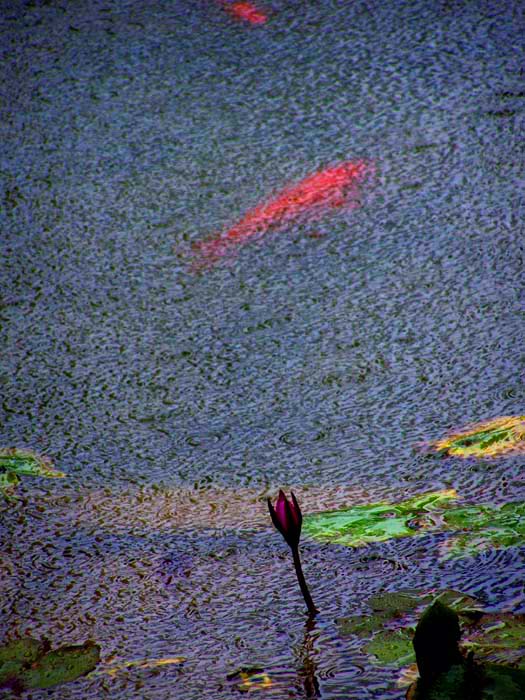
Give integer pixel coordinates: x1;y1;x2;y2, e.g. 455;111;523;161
224;1;268;24
191;160;372;269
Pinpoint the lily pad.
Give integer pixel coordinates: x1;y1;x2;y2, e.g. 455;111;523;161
0;638;100;691
464;616;525;668
302;490;457;547
0;638;49;685
427;416;525;458
366;629;415;666
0;448;65;478
440;501;525;559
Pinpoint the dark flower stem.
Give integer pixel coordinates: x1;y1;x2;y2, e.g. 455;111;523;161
292;545;318;616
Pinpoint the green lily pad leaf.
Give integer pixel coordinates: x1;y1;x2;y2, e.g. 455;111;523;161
337;614;388;638
440;501;525;559
368;591;421;616
366;629;415;666
427;415;525;458
0;638;49;685
464;616;525;668
19;641;100;689
0;448;65;478
302;490;457;547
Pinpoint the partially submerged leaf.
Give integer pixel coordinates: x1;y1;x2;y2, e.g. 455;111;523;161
366;629;415;666
302;490;457;547
0;638;48;685
464;616;525;668
19;641;100;689
440;501;525;559
0;448;65;478
428;416;525;458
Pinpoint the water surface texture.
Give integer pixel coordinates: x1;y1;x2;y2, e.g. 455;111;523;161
2;0;525;697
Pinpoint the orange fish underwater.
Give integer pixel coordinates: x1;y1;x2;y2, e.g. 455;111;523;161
224;1;268;24
191;160;372;268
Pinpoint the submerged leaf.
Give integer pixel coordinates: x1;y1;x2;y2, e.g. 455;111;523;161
428;416;525;458
302;490;457;547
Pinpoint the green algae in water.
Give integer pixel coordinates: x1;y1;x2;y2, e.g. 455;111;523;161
302;490;457;547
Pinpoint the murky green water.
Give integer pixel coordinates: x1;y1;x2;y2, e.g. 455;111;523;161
2;0;525;697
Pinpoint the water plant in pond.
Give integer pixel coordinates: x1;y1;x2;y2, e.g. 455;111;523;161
427;415;525;458
302;491;525;561
407;602;525;699
0;448;65;499
268;490;318;616
302;490;457;548
438;500;525;559
0;638;100;691
336;588;525;696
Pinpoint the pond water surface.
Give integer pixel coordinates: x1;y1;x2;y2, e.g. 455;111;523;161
1;0;525;697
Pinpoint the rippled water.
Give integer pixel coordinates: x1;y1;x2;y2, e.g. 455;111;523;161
1;0;525;697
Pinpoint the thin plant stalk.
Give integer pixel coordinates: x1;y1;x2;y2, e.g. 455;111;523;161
292;545;318;616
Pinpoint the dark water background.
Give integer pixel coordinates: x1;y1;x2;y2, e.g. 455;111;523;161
1;0;524;697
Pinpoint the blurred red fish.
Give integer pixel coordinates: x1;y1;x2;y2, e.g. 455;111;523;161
225;1;268;24
191;160;372;269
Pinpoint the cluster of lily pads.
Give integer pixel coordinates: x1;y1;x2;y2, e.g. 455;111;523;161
267;415;525;698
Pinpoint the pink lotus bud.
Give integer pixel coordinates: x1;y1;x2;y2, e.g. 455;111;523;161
267;490;302;549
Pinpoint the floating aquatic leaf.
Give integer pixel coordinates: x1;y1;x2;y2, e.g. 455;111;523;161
19;641;100;689
302;490;457;547
428;416;525;458
0;638;99;690
464;616;525;668
0;448;65;478
0;638;49;685
440;501;525;559
365;629;415;667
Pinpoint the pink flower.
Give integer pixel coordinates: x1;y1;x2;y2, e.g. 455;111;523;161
267;490;302;549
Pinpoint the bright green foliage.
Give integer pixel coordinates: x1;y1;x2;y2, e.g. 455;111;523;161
0;638;100;690
302;490;457;547
441;502;525;559
302;490;525;560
